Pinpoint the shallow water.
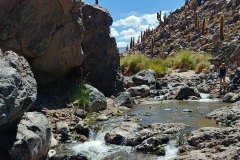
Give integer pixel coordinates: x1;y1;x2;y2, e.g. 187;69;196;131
69;98;228;160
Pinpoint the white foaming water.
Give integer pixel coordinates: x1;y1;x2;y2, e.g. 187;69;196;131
198;93;219;102
156;140;179;160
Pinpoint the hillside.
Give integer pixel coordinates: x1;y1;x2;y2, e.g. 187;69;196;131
124;0;240;70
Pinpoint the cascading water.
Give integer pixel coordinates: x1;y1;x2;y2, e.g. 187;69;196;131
71;100;227;160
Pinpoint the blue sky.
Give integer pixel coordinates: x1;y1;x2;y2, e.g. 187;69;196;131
84;0;185;48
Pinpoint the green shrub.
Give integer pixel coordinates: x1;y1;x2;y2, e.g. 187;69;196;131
120;54;168;77
173;50;196;69
195;61;211;74
71;74;90;112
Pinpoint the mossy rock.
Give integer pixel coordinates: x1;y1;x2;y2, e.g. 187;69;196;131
154;134;170;144
154;145;165;156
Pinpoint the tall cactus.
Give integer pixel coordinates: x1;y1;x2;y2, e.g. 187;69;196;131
157;11;162;25
151;38;154;57
126;45;128;51
95;0;98;5
197;20;200;28
132;37;135;47
185;6;187;21
220;15;224;40
141;31;143;42
164;13;167;25
168;18;171;31
130;37;132;49
194;11;198;28
187;34;191;42
202;18;205;35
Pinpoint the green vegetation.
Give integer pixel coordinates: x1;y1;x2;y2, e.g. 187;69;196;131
166;50;212;72
121;50;213;76
71;73;90;112
120;53;168;77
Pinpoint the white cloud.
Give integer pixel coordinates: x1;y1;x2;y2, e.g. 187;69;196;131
119;28;140;40
117;42;128;48
111;28;119;37
113;15;141;27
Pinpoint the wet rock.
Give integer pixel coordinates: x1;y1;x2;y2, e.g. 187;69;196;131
222;92;239;103
85;84;107;112
56;121;69;135
132;69;156;86
0;50;37;131
126;85;150;97
104;122;141;146
76;121;90;137
183;109;193;112
187;96;200;100
114;92;135;108
150;123;189;134
58;153;88;160
9;112;52;160
175;86;200;100
206;101;240;126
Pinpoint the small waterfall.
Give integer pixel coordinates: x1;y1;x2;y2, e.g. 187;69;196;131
199;93;218;102
156;140;179;160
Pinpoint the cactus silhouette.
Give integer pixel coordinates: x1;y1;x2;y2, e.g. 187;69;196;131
202;18;205;35
195;12;198;28
95;0;98;5
220;15;224;40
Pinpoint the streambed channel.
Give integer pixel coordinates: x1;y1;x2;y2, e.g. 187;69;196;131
57;98;227;160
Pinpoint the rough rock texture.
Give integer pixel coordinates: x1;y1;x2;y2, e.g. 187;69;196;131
56;121;69;135
222;92;240;103
114;92;135;108
172;127;240;160
104;122;188;146
0;50;37;130
9;112;52;160
126;85;150;97
175;86;200;100
206;101;240;126
132;69;156;86
0;1;123;96
85;84;107;112
0;0;84;86
81;4;123;96
228;67;240;92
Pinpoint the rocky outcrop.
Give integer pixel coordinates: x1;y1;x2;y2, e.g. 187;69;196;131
172;127;240;160
0;0;84;86
81;4;123;96
132;69;156;86
114;92;135;108
228;67;240;92
0;50;37;130
206;101;240;126
0;1;123;96
85;84;107;112
9;112;52;160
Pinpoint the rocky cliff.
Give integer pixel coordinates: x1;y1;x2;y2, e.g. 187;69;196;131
0;0;123;96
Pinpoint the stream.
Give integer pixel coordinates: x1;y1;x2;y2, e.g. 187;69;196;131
61;94;228;160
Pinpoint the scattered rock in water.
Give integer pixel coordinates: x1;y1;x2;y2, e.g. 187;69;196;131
183;109;193;113
175;86;200;100
187;96;200;100
76;121;90;138
132;69;156;86
114;92;135;108
74;109;87;119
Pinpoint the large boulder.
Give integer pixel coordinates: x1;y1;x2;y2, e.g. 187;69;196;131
85;84;107;112
81;4;123;96
132;69;156;86
0;50;37;130
114;92;135;108
175;86;200;100
9;112;52;160
0;0;85;86
228;67;240;92
126;85;150;97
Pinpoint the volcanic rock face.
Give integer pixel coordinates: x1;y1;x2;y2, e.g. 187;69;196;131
81;4;123;96
0;50;37;130
0;1;123;96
